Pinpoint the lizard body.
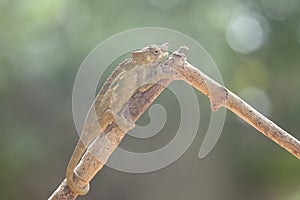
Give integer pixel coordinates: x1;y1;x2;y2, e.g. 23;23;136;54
66;43;169;195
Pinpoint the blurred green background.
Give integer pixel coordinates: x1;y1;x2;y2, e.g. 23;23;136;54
1;0;300;199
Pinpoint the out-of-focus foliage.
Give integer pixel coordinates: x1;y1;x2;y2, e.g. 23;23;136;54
0;0;300;199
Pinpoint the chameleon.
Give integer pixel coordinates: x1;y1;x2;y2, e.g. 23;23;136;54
66;43;170;195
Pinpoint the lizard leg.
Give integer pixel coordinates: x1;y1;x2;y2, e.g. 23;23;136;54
98;110;115;130
99;110;135;132
67;172;90;195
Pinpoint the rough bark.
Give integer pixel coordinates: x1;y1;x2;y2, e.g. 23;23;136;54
49;47;300;200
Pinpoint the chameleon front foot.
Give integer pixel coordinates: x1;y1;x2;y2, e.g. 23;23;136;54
66;176;90;195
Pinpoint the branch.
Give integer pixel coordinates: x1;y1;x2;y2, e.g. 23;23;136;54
178;61;300;159
49;46;300;199
49;79;172;200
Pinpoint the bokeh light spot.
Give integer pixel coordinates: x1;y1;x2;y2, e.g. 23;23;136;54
260;0;298;21
225;15;268;54
232;61;270;91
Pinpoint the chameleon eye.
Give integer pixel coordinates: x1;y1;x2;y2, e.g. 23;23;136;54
152;48;160;55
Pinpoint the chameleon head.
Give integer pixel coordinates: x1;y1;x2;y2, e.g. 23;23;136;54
131;43;169;65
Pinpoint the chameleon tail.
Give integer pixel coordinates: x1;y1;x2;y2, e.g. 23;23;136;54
66;140;90;195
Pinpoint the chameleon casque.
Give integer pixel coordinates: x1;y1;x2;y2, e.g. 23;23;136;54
66;43;170;195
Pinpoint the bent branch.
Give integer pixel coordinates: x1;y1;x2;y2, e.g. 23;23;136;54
49;46;300;200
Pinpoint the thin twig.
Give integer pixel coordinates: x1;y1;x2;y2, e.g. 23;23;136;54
178;61;300;159
49;46;300;199
48;81;173;199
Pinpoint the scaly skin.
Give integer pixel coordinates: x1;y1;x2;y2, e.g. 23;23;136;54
66;43;169;195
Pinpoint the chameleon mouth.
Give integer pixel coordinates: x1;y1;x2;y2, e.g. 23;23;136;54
160;51;169;62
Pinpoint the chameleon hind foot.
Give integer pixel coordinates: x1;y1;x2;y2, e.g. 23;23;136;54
100;110;135;132
66;173;90;195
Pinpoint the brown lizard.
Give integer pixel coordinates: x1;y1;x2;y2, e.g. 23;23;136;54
66;43;170;195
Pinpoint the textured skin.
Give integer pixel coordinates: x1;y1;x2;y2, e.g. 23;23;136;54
66;43;169;195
